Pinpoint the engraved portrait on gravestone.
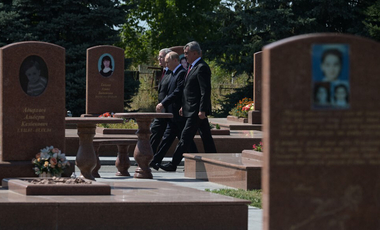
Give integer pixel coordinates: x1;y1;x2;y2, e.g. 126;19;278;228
313;82;331;107
312;44;350;109
19;55;48;96
332;81;350;108
98;53;115;77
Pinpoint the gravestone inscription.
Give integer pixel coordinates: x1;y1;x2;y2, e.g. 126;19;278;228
86;45;124;114
262;33;380;230
0;41;65;161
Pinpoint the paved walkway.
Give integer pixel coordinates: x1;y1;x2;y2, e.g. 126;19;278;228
75;160;263;230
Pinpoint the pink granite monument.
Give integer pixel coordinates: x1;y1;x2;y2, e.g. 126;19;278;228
0;41;66;181
86;45;125;115
248;51;262;124
169;45;184;55
262;33;380;230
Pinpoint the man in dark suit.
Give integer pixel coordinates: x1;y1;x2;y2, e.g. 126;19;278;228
149;48;172;157
160;41;216;171
150;51;198;170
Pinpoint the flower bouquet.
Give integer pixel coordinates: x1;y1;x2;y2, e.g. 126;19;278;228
229;97;254;118
253;142;263;152
98;112;114;117
32;146;70;177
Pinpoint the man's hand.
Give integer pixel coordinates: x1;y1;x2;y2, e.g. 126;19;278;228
156;103;164;112
198;111;206;119
179;107;183;116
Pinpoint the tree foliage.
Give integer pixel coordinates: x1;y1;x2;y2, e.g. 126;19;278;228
0;0;137;116
119;0;379;78
205;0;375;80
120;0;221;65
204;0;261;79
363;0;380;40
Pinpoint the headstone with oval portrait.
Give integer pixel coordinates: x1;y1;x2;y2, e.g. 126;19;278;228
0;41;65;161
86;45;125;115
262;33;380;230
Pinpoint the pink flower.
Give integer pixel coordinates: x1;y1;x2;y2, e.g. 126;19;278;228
253;144;256;149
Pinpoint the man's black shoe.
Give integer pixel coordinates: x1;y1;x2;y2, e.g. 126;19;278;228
149;162;159;171
159;162;177;172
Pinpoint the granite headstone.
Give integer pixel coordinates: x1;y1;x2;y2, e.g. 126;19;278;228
169;46;184;56
248;51;262;124
262;33;380;230
0;41;65;161
86;45;124;114
254;51;262;111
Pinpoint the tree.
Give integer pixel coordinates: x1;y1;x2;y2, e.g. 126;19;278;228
204;0;261;80
120;0;221;65
0;0;136;116
363;0;380;41
205;0;374;80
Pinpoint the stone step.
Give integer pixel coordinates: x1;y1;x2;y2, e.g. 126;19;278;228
66;156;184;166
183;153;262;190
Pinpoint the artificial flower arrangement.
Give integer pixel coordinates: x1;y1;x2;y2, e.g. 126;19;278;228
229;97;254;118
253;142;263;152
242;102;254;112
32;146;70;176
98;112;114;117
97;112;138;129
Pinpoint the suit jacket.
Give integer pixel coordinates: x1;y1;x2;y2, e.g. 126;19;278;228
157;69;172;103
182;58;212;118
161;66;186;121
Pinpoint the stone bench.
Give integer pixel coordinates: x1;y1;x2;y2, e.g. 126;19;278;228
92;139;137;178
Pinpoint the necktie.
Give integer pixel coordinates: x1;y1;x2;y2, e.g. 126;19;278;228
185;65;192;80
161;69;166;80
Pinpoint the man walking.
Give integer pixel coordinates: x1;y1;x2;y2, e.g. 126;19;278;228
150;48;172;156
160;41;216;172
150;51;198;170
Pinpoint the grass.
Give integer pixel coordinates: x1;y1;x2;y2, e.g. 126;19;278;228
205;188;262;208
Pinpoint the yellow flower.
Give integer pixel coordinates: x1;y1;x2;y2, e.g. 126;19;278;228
44;161;49;167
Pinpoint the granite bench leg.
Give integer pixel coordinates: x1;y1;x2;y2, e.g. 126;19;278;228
115;144;131;176
92;143;102;178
